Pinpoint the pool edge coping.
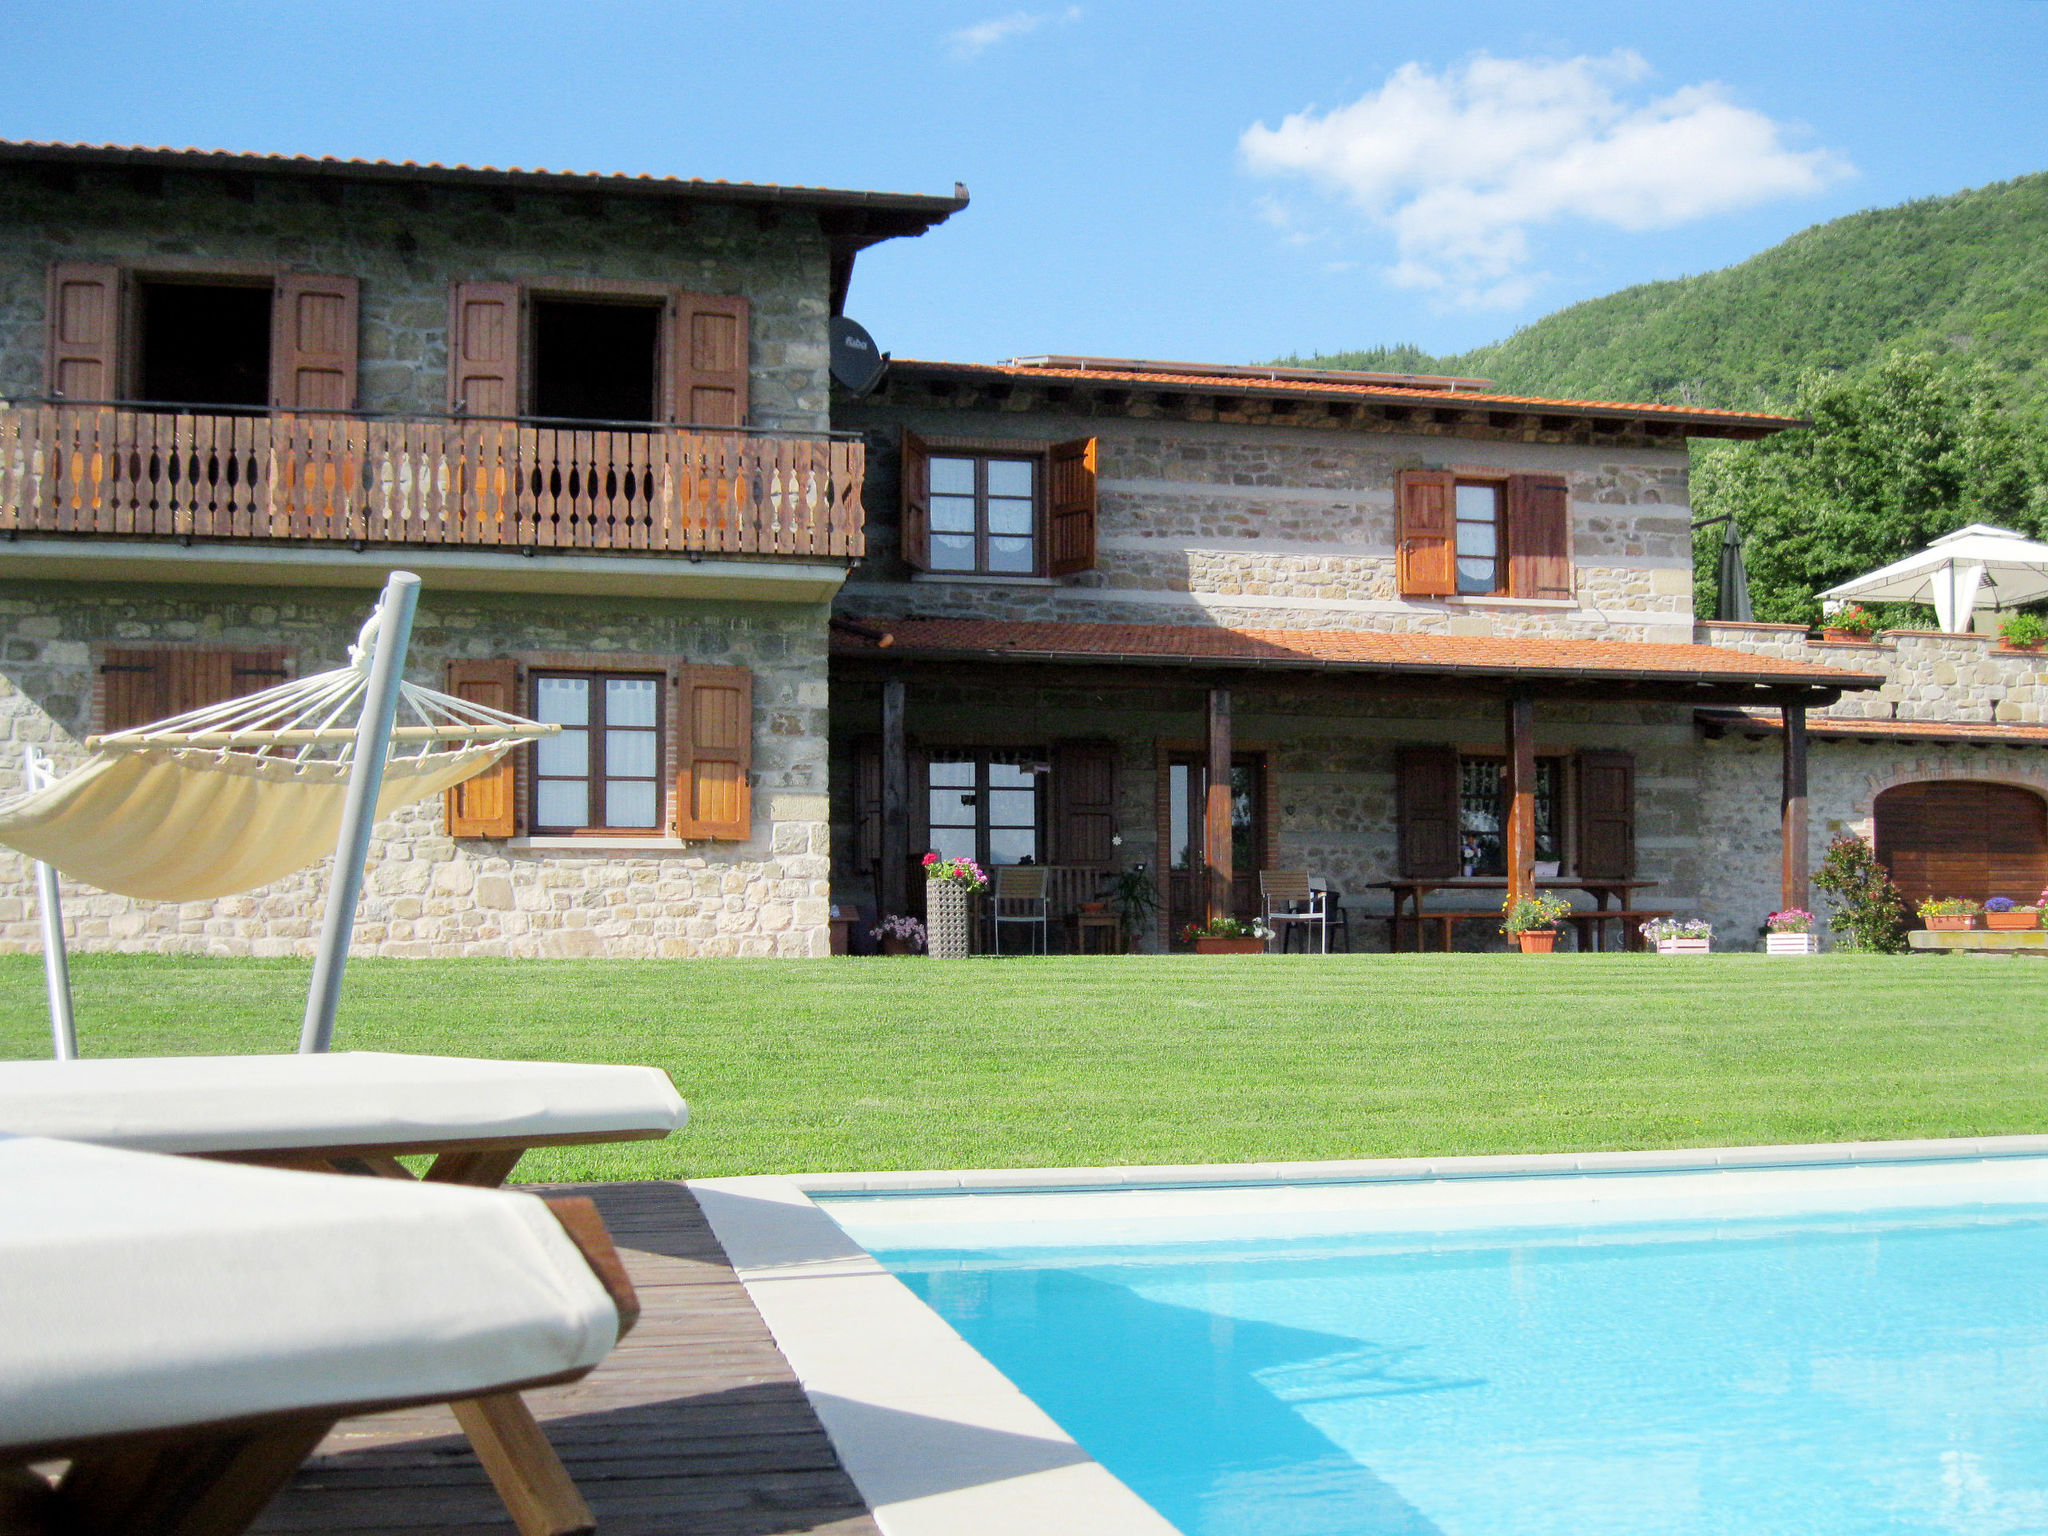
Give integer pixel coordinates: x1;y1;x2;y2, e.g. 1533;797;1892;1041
694;1135;2048;1535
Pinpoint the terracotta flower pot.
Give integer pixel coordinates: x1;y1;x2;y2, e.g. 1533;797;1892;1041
1079;901;1108;915
1820;628;1874;643
1985;910;2039;931
1999;643;2043;655
880;937;917;956
1923;913;1978;932
1514;929;1558;953
1193;936;1266;954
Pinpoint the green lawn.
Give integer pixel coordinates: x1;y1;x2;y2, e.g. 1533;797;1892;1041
1;952;2041;1183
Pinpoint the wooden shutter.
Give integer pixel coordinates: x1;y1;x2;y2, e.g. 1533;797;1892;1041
1395;470;1457;597
1507;474;1573;600
899;430;931;571
676;665;753;841
1052;739;1117;868
667;292;749;428
101;647;289;733
445;659;519;839
854;736;883;867
1046;437;1099;576
46;262;123;402
1395;745;1460;879
448;281;522;416
271;274;360;412
1575;750;1636;880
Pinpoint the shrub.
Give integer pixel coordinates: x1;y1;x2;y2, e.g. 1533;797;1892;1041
1766;908;1815;933
1811;835;1910;953
1916;897;1981;917
2000;611;2048;647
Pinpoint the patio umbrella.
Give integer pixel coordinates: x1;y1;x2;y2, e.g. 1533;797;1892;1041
1818;524;2048;633
1716;519;1755;623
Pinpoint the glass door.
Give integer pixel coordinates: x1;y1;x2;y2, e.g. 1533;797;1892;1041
1166;753;1265;938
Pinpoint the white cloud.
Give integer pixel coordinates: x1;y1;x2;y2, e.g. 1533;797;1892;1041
1240;51;1851;307
946;6;1081;61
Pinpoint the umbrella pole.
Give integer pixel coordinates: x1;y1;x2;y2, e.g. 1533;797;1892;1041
26;747;76;1060
299;571;421;1054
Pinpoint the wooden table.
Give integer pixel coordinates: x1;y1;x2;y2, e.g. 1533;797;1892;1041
1067;910;1124;954
1367;878;1664;952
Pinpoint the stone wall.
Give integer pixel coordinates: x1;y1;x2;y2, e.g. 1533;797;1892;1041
0;581;832;958
0;166;833;431
1700;621;2048;724
833;405;1696;641
828;675;1705;952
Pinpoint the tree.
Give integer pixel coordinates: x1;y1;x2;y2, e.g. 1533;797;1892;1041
1811;835;1911;954
1692;353;2048;625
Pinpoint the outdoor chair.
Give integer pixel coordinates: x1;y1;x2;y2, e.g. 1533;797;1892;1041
0;1135;636;1536
989;865;1052;955
1260;871;1329;954
0;1052;686;1536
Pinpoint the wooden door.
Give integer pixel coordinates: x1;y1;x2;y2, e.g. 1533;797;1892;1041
1874;781;2048;906
1165;753;1265;938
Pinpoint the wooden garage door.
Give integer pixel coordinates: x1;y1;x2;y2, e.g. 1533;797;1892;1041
1874;781;2048;906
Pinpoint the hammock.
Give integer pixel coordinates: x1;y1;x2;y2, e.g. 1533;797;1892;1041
0;616;553;902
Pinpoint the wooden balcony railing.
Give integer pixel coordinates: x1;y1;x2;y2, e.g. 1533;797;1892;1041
0;404;865;559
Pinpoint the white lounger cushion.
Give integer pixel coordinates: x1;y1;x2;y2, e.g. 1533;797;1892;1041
0;1051;686;1154
0;1136;618;1448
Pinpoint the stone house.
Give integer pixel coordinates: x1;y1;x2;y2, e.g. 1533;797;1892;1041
2;142;2041;959
828;357;2048;950
0;139;963;957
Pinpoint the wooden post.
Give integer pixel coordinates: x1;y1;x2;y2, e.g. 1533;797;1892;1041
1504;693;1536;909
1205;686;1232;925
880;680;907;919
1781;701;1809;912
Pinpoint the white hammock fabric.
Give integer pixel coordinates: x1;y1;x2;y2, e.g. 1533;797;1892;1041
0;627;551;902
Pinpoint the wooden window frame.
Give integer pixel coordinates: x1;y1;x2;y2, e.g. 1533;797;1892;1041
1456;751;1569;874
1453;476;1508;597
925;745;1049;869
924;446;1047;577
527;667;669;837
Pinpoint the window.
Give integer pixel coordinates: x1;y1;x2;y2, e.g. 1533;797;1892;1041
138;281;272;409
928;455;1039;575
1454;482;1502;595
529;672;665;833
530;299;661;423
1457;756;1562;875
928;749;1045;866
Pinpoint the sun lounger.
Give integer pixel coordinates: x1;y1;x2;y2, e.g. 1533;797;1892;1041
0;1134;634;1536
0;1052;687;1536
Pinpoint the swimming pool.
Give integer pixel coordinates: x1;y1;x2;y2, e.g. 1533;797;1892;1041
819;1156;2048;1536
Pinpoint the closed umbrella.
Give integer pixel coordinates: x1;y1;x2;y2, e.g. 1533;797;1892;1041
1716;518;1755;623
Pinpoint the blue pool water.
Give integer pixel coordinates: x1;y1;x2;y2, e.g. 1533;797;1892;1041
823;1162;2048;1536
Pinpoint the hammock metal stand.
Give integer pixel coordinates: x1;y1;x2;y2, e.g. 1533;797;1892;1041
16;569;555;1055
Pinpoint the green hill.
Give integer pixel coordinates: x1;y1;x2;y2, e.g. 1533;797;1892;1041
1279;172;2048;414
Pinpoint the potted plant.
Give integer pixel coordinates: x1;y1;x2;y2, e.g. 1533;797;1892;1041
1109;865;1160;951
1180;916;1272;954
1819;604;1879;642
870;914;926;956
1982;896;2041;931
1501;892;1573;953
1999;612;2048;653
1765;908;1820;955
921;852;988;958
1917;897;1981;932
1641;917;1714;954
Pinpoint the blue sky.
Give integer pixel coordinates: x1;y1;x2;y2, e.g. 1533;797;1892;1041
3;1;2043;367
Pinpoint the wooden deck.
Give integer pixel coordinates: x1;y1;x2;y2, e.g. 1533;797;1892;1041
255;1181;880;1536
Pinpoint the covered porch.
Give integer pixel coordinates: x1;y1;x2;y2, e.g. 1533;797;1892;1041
829;619;1877;952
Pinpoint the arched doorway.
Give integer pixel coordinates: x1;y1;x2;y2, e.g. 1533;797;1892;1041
1873;781;2048;906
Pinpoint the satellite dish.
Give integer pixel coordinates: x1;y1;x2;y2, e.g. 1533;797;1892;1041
830;316;887;396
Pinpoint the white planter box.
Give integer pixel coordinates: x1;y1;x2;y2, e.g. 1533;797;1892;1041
1656;938;1712;955
1766;933;1820;955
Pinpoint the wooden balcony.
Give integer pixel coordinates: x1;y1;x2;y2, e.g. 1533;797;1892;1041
0;404;865;560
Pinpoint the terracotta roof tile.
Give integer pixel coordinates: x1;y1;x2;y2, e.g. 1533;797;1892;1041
833;618;1879;689
887;358;1800;433
1699;708;2048;744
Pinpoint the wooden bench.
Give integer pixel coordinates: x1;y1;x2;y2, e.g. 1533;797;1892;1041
1387;910;1500;952
1566;909;1674;953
